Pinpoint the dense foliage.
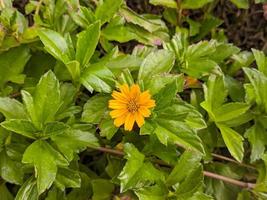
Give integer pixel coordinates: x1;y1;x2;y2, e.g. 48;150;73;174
1;0;267;199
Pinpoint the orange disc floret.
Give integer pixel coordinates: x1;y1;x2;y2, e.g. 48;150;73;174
108;84;155;131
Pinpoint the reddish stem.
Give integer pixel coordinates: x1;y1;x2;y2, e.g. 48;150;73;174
89;146;256;189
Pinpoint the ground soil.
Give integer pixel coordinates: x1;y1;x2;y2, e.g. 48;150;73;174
126;0;267;52
12;0;267;51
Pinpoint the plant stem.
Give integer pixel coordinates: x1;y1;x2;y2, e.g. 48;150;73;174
95;146;124;156
203;171;255;189
89;146;256;189
176;0;182;26
175;143;256;170
211;153;256;170
35;0;43;16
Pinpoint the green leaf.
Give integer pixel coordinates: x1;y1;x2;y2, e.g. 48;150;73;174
0;183;13;200
0;46;31;87
22;71;61;127
181;0;214;9
95;0;123;24
183;41;218;78
0;127;10;152
217;123;244;162
201;74;227;117
91;179;115;200
252;48;267;76
211;42;240;63
38;29;70;63
119;143;144;192
254;155;267;192
167;151;202;186
188;40;214;58
118;143;164;192
213;103;250;122
81;95;109;124
230;0;249;9
225;75;245;102
15;177;38;200
237;190;251;200
55;168;81;191
76;21;101;68
58;83;77;109
245;123;267;163
51;129;99;161
154;119;205;154
229;51;254;75
153;78;183;110
1;119;38;139
193;15;223;41
105;156;124;179
56;83;80;120
0;151;24;184
45;187;65;200
66;172;92;200
149;0;177;8
42;122;70;138
243;67;267;113
128;23;169;46
116;68;135;86
164;32;188;61
189;192;214;200
99;116;118;140
22;140;68;195
21;89;36;122
65;60;80;81
174;165;203;198
181;103;207;130
0;97;27;119
146;74;183;96
221;112;253;128
185;59;218;78
101;24;137;43
80;62;114;93
165;151;204;198
119;7;162;33
145;137;178;166
101;16;138;43
106;54;142;72
34;70;61;124
70;6;96;28
135;183;168;200
138;49;175;88
187;18;201;37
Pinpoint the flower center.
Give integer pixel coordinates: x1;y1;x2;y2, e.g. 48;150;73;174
127;99;140;113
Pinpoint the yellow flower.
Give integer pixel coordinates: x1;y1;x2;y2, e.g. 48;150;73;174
108;84;155;131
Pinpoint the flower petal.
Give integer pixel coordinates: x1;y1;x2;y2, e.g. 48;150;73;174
112;91;128;103
135;112;145;127
124;113;135;131
108;100;127;109
139;91;155;108
110;109;128;118
114;114;127;127
139;91;151;101
119;84;130;96
139;106;151;117
109;84;155;131
130;84;141;99
141;99;156;108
